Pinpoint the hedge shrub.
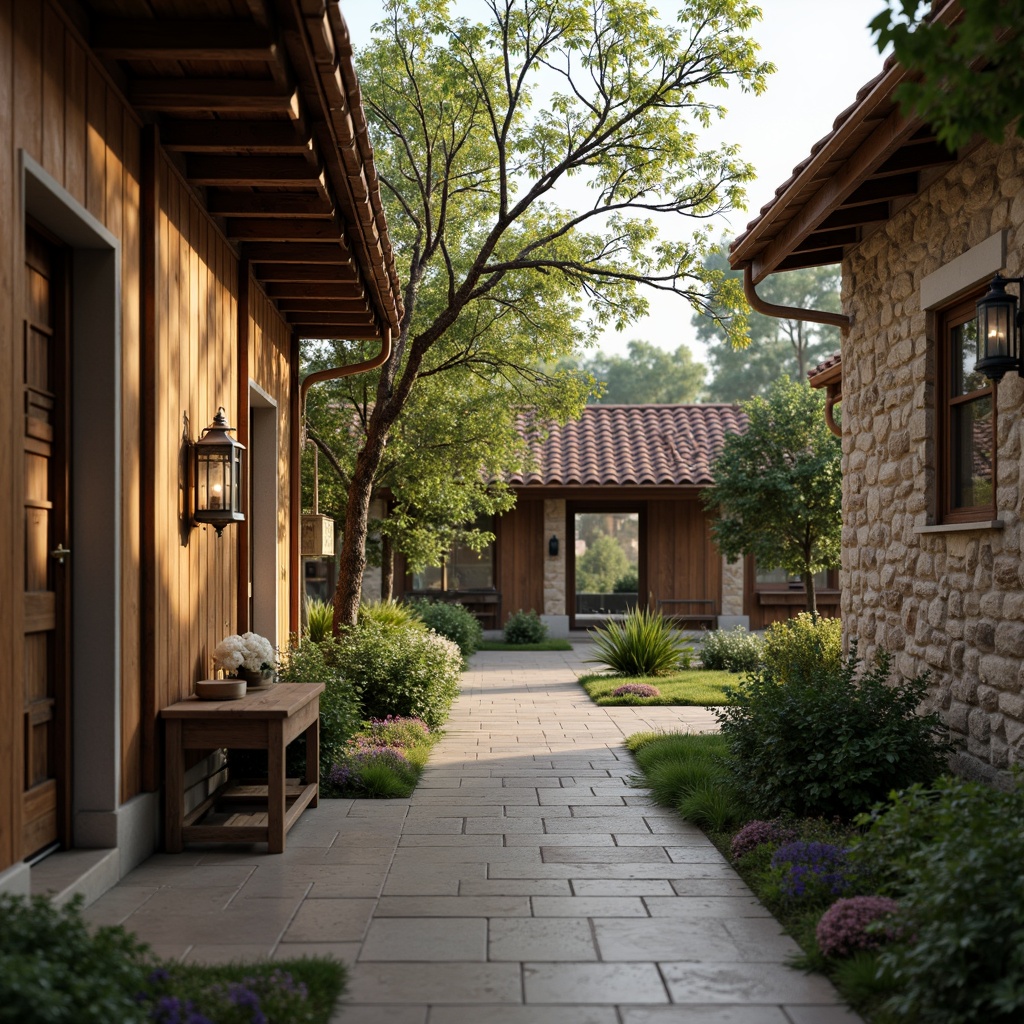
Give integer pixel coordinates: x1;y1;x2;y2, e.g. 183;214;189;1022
760;612;842;683
503;609;548;645
407;598;482;659
699;625;762;672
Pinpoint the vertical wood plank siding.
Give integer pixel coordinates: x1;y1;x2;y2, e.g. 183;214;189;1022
496;500;545;623
645;499;722;611
0;2;294;869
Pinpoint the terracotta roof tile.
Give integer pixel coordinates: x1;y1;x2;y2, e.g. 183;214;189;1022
509;404;747;488
808;351;842;379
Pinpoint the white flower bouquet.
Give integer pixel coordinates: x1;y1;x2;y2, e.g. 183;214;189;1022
213;631;276;676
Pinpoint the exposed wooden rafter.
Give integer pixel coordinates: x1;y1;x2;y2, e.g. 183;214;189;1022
92;19;277;61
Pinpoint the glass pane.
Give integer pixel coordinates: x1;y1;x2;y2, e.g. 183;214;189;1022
412;564;443;591
574;511;640;622
450;536;494;590
952;317;987;396
952;395;993;508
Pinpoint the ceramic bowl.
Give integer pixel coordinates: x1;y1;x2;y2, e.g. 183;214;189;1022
194;679;247;700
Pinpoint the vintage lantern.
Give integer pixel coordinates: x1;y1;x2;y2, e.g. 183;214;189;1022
193;407;245;536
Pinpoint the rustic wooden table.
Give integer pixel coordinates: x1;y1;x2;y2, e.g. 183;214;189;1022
161;682;324;854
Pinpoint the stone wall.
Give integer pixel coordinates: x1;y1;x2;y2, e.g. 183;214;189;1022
721;556;745;618
841;134;1024;778
543;499;567;616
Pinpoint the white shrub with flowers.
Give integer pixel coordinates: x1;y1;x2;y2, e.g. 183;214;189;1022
213;631;276;676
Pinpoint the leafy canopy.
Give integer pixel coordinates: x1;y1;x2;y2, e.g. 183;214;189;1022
327;0;773;625
701;376;841;611
694;244;841;402
870;1;1024;151
578;339;705;404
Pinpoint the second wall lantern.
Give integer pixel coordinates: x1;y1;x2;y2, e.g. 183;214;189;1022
194;407;245;536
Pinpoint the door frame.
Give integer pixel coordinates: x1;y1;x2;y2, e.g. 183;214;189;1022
566;500;646;631
20;153;126;854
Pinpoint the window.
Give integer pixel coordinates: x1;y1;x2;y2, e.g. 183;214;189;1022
940;296;996;522
411;516;495;591
755;567;830;589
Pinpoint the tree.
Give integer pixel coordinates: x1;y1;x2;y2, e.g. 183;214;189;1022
302;338;590;598
325;0;772;628
576;534;633;593
694;246;841;402
701;376;841;614
579;339;704;404
870;1;1024;151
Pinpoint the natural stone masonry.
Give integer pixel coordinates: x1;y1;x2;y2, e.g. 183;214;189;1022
721;556;745;618
81;647;860;1023
841;133;1024;778
543;498;567;616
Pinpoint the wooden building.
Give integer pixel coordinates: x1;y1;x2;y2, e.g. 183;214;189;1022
0;1;401;897
392;404;840;633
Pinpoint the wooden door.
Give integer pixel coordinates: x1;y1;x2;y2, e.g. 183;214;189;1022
21;224;70;859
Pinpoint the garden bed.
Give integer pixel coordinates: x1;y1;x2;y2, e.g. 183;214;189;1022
579;670;738;705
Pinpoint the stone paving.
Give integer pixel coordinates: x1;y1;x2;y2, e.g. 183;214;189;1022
84;644;863;1023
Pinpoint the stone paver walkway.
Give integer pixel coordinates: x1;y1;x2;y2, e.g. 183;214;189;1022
84;645;863;1023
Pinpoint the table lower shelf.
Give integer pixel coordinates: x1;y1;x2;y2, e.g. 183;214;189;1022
181;777;317;845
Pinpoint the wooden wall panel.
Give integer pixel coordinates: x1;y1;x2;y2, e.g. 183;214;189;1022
497;500;544;625
248;278;294;647
645;499;721;610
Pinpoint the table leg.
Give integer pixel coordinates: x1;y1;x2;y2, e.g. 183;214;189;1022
268;721;285;853
165;719;184;853
305;711;320;809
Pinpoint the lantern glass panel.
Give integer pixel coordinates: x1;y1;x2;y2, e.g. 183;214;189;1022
981;301;1012;361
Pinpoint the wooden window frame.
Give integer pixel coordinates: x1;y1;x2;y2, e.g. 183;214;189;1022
939;293;997;524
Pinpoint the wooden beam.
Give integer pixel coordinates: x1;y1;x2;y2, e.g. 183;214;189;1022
92;19;276;61
160;120;313;154
792;227;860;254
186;156;323;187
872;140;956;176
205;191;334;218
284;311;374;324
244;242;352;264
818;202;891;230
750;105;924;282
274;298;371;312
773;248;846;272
129;80;300;117
840;172;920;207
264;281;365;299
290;323;383;339
255;263;354;282
225;218;342;242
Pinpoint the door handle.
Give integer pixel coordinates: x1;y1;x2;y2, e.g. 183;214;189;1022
50;544;70;565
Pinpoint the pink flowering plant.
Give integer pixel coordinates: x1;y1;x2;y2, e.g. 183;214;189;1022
610;683;661;698
815;896;901;959
730;819;798;861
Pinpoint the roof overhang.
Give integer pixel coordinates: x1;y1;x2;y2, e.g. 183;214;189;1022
78;0;402;341
729;1;966;284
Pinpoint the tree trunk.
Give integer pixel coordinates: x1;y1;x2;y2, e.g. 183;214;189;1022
802;568;817;617
380;533;394;602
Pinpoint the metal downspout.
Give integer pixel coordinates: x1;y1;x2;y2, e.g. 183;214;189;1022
743;265;850;331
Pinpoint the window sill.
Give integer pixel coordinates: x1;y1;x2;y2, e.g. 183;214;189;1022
914;520;1004;535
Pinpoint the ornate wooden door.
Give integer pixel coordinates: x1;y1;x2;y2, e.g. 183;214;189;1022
21;224;70;859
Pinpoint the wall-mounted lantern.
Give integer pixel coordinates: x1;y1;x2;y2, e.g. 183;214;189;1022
548;534;559;557
975;273;1023;381
193;407;245;536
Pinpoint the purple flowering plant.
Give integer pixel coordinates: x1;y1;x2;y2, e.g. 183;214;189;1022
815;895;901;959
610;683;661;698
767;841;855;905
362;715;431;748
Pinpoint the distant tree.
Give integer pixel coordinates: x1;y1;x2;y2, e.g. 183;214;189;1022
702;377;841;614
576;535;632;594
580;339;705;404
695;247;841;402
871;1;1024;151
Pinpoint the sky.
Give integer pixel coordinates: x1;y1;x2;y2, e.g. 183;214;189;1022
341;0;889;365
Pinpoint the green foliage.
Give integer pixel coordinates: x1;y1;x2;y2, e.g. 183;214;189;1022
698;625;762;672
871;1;1024;151
678;779;749;832
578;340;705;404
695;246;841;402
326;0;775;624
407;598;483;658
277;636;363;783
0;894;154;1024
303;597;334;643
588;606;692;677
336;620;462;728
702;376;841;613
580;669;737;706
612;569;639;593
502;609;549;645
575;534;632;593
478;638;572;651
714;647;949;819
851;776;1024;1024
760;613;843;683
359;598;427;630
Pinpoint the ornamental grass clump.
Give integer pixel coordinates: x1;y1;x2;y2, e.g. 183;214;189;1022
588;606;691;677
815;896;901;959
303;597;334;643
610;683;661;698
